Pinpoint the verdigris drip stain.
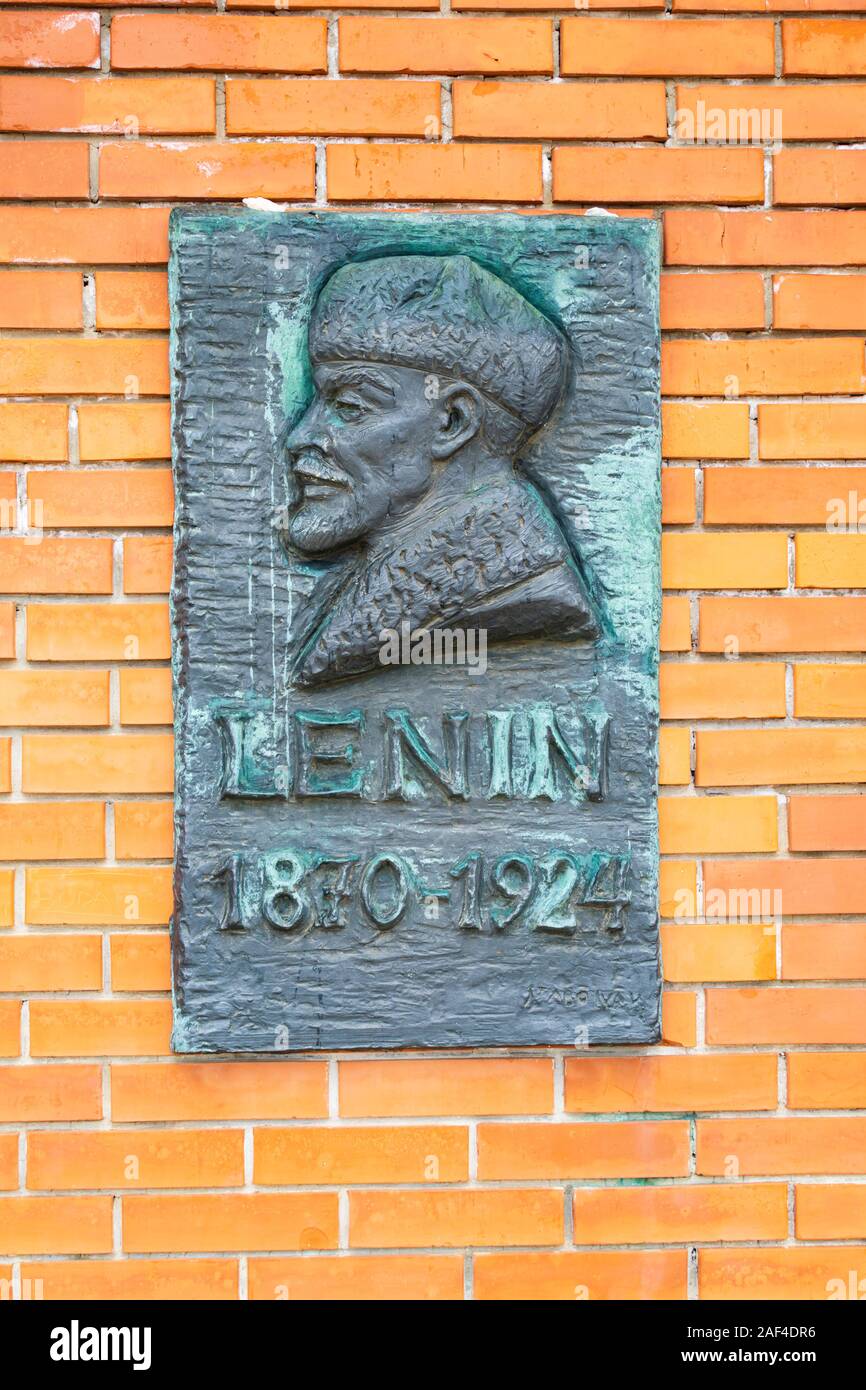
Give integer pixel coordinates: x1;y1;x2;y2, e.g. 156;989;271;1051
169;210;662;1051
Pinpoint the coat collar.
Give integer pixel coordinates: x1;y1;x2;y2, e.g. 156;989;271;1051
291;478;599;688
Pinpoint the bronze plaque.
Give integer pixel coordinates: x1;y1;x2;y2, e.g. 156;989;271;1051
170;210;661;1050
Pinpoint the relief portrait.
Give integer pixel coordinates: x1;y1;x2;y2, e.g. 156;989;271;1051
279;253;601;688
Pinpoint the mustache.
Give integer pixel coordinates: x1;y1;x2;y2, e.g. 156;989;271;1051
289;448;352;490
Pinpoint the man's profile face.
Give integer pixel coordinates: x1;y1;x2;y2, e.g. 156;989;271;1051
284;361;441;554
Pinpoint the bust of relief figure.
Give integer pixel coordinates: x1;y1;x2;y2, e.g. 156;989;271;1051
280;253;599;687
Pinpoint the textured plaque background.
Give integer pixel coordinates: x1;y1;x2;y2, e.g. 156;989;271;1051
170;209;661;1051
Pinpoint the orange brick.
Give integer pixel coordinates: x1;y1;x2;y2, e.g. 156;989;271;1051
123;537;172;593
0;337;167;396
663;533;788;590
339;17;552;74
573;1183;786;1244
26;865;172;924
662;990;697;1048
255;1126;469;1185
681;0;866;9
0;76;215;134
788;1052;866;1108
115;801;173;860
708;986;866;1044
0;207;168;267
660;860;697;918
95;272;168;330
799;529;866;588
666;209;866;266
662;404;749;460
700;1247;866;1301
0;141;88;198
561;18;774;75
774;275;866;331
0;934;102;992
797;1185;866;1240
474;1250;687;1302
0;271;82;329
110;933;170;991
452;79;665;139
660;596;691;652
664;338;866;396
22;1259;238;1301
27;604;170;661
700;1118;866;1176
28;469;173;528
120;669;173;725
477;1121;689;1180
0;739;9;796
0;1001;19;1057
0;804;104;861
788;795;866;851
661;663;786;719
0;605;11;660
30;1000;172;1057
112;15;327;72
783;19;866;76
699;729;866;786
248;1255;462;1302
794;665;866;718
564;1054;777;1113
339;1059;553;1117
0;540;112;596
123;1193;338;1253
699;597;866;653
227;78;439;136
660;795;778;853
0;1134;16;1191
0;1065;101;1122
233;0;439;5
460;0;660;6
101;140;315;201
663;923;775;983
554;147;763;205
0;12;99;70
0;671;109;726
708;467;866;523
661;274;764;331
705;857;866;915
23;735;173;794
79;403;170;460
776;148;866;205
783;924;866;982
659;727;691;785
0;403;67;461
0;1197;112;1255
112;1062;328;1122
662;469;696;524
328;143;541;202
28;1130;244;1191
350;1189;562;1249
1;871;14;925
760;402;866;459
677;83;866;141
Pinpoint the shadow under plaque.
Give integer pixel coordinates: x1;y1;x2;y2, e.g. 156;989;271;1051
169;209;662;1051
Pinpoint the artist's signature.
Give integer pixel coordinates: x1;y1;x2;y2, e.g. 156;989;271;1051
521;985;643;1013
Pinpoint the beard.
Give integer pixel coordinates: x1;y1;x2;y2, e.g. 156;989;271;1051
285;492;374;555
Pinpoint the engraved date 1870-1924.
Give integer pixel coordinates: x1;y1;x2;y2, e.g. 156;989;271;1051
212;847;631;940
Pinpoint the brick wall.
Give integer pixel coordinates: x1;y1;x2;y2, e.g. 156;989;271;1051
0;0;865;1303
